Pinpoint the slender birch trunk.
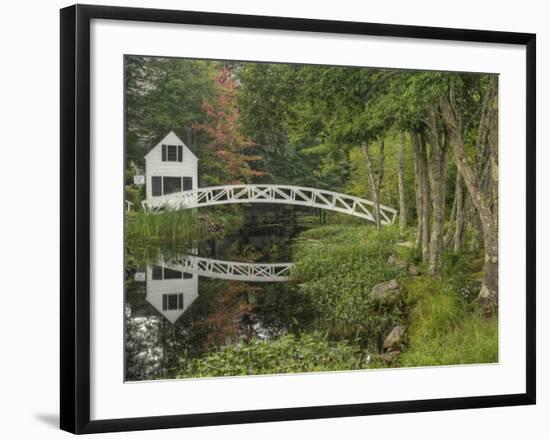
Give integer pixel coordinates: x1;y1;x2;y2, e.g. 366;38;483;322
411;131;423;251
362;139;385;231
397;133;408;234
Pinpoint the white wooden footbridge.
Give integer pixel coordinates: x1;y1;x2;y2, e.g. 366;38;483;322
167;255;293;282
142;184;397;225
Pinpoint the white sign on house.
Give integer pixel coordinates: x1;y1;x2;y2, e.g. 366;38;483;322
133;175;145;185
144;131;198;202
134;272;146;282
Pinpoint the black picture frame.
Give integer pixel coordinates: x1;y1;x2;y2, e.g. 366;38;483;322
60;4;536;434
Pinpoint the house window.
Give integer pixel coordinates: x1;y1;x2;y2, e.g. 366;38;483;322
162;293;184;311
163;267;182;279
163;177;182;196
183;176;193;191
152;266;193;280
152;176;193;196
162;144;181;162
151;176;162;197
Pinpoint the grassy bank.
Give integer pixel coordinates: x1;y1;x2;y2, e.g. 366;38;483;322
291;225;408;347
291;225;497;367
398;276;498;366
125;206;245;243
126;209;207;242
171;224;497;378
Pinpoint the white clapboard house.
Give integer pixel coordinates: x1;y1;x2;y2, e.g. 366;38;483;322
145;263;199;324
145;131;198;202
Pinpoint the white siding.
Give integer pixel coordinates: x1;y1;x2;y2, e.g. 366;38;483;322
145;131;198;201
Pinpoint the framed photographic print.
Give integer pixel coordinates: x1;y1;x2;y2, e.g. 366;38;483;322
60;4;536;434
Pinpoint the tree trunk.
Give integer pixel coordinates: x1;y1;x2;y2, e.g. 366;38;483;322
427;107;449;275
397;133;408;234
454;174;465;253
468;200;482;253
444;170;459;249
415;132;431;263
362;139;385;231
411;132;423;251
440;77;498;313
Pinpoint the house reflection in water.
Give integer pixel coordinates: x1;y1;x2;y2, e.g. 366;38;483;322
133;255;293;324
143;264;199;324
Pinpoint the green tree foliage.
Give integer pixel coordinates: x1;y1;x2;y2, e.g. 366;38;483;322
126;55;499;309
125;56;217;166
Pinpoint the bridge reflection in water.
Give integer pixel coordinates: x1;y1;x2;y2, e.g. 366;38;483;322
134;255;292;324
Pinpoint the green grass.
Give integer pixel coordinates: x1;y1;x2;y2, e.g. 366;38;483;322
125;209;210;242
126;205;247;243
398;276;498;367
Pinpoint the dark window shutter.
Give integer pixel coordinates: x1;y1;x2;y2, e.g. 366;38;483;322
178;145;183;162
162;145;167;161
183;177;193;191
183;272;193;279
152;176;162;196
152;266;163;280
178;293;184;310
162;294;168;311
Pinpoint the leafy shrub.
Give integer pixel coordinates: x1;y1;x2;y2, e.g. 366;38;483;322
125;186;144;209
177;333;365;377
291;225;407;345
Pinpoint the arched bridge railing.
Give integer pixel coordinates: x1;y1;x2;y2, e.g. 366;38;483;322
142;184;397;225
168;255;292;282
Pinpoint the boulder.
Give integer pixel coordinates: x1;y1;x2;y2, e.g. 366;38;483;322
380;350;401;365
396;241;415;249
387;255;408;270
382;325;407;352
370;279;402;303
408;264;421;276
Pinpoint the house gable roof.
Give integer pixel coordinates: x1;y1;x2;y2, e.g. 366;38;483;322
144;131;198;161
145;293;199;324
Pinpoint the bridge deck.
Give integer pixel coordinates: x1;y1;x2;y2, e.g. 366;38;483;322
143;184;397;225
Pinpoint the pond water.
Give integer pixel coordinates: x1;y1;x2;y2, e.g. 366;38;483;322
125;207;319;381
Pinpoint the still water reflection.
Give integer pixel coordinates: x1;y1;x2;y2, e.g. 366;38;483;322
125;220;315;381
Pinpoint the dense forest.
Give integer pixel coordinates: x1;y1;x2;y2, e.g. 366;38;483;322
126;56;498;313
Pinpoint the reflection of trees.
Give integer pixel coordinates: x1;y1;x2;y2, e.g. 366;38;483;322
125;310;164;381
125;223;313;381
125;276;317;381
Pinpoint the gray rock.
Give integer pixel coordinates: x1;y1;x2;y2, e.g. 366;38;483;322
408;264;421;276
396;241;415;249
382;325;407;352
380;350;401;365
370;279;402;302
387;255;408;269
